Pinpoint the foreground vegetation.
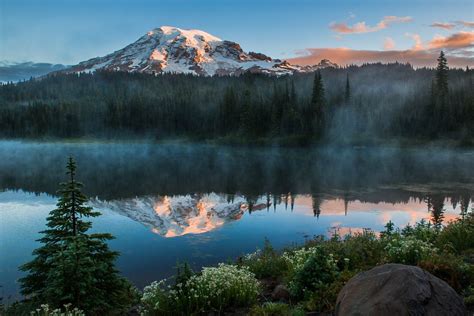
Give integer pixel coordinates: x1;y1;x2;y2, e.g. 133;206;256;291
138;214;473;315
3;158;473;315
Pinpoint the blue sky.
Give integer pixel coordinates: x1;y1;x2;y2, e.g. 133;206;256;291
1;0;473;66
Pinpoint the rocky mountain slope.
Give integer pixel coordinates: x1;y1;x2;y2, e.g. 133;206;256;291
64;26;337;76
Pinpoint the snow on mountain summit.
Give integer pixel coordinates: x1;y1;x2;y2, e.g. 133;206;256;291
65;26;337;76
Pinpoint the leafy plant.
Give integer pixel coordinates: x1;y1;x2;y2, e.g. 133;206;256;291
141;264;260;314
250;302;305;316
288;247;339;299
401;219;438;243
436;213;474;255
240;239;289;279
383;235;436;265
30;304;84;316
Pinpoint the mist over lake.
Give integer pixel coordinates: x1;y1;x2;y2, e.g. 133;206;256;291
1;140;473;301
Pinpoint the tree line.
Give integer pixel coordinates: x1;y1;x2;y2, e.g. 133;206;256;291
0;52;472;143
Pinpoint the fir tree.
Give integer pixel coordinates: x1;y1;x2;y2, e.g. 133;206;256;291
19;157;136;314
435;51;449;99
311;71;326;134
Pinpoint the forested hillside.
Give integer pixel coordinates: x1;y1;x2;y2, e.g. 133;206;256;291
0;54;472;143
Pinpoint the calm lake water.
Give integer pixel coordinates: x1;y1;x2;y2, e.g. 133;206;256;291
1;141;473;301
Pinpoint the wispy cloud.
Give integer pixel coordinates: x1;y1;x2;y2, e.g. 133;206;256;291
430;21;474;30
330;16;412;34
455;20;474;28
383;37;396;50
430;22;456;30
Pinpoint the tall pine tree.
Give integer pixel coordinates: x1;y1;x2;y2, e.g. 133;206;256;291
311;71;326;135
433;51;450;133
19;157;136;314
435;51;449;99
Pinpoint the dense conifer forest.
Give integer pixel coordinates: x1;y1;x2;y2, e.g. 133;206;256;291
0;53;472;144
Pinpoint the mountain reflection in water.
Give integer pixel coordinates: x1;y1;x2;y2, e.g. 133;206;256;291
89;192;471;237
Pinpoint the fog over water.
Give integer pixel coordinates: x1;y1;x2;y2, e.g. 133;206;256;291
0;141;473;300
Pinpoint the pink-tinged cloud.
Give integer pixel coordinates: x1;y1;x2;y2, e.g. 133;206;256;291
288;47;474;68
428;31;474;49
406;33;424;50
330;16;412;34
383;37;396;50
456;20;474;28
430;22;456;30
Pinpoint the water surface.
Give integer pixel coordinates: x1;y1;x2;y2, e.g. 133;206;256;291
0;141;473;301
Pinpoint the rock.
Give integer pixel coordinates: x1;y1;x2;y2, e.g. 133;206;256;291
271;284;290;302
335;264;467;316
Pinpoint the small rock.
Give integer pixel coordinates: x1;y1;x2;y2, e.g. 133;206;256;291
335;263;467;316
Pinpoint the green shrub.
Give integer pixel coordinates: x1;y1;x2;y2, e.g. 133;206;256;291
401;219;438;243
303;269;357;312
418;252;473;293
30;304;84;316
288;247;339;299
282;246;320;275
249;302;305;316
384;235;436;265
327;229;383;271
464;286;474;310
141;264;260;314
249;302;290;315
436;214;474;255
240;239;289;279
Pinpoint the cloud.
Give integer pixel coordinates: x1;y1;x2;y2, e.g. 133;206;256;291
405;33;424;50
383;37;396;50
290;27;473;68
330;16;412;34
287;47;474;68
428;31;474;49
430;22;456;30
455;21;474;28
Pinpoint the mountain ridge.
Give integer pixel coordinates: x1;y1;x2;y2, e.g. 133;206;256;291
63;26;337;76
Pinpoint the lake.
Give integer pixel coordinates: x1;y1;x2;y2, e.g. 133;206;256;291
0;141;473;302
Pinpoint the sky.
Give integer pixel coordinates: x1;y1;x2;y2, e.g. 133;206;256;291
1;0;473;67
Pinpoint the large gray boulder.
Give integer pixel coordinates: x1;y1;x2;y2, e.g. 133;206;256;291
335;264;466;316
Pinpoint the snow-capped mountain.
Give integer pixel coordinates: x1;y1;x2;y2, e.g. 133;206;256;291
64;26;337;76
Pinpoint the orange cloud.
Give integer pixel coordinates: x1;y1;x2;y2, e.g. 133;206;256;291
428;31;474;49
430;22;456;30
330;16;412;34
383;37;396;50
406;33;424;50
288;47;474;68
